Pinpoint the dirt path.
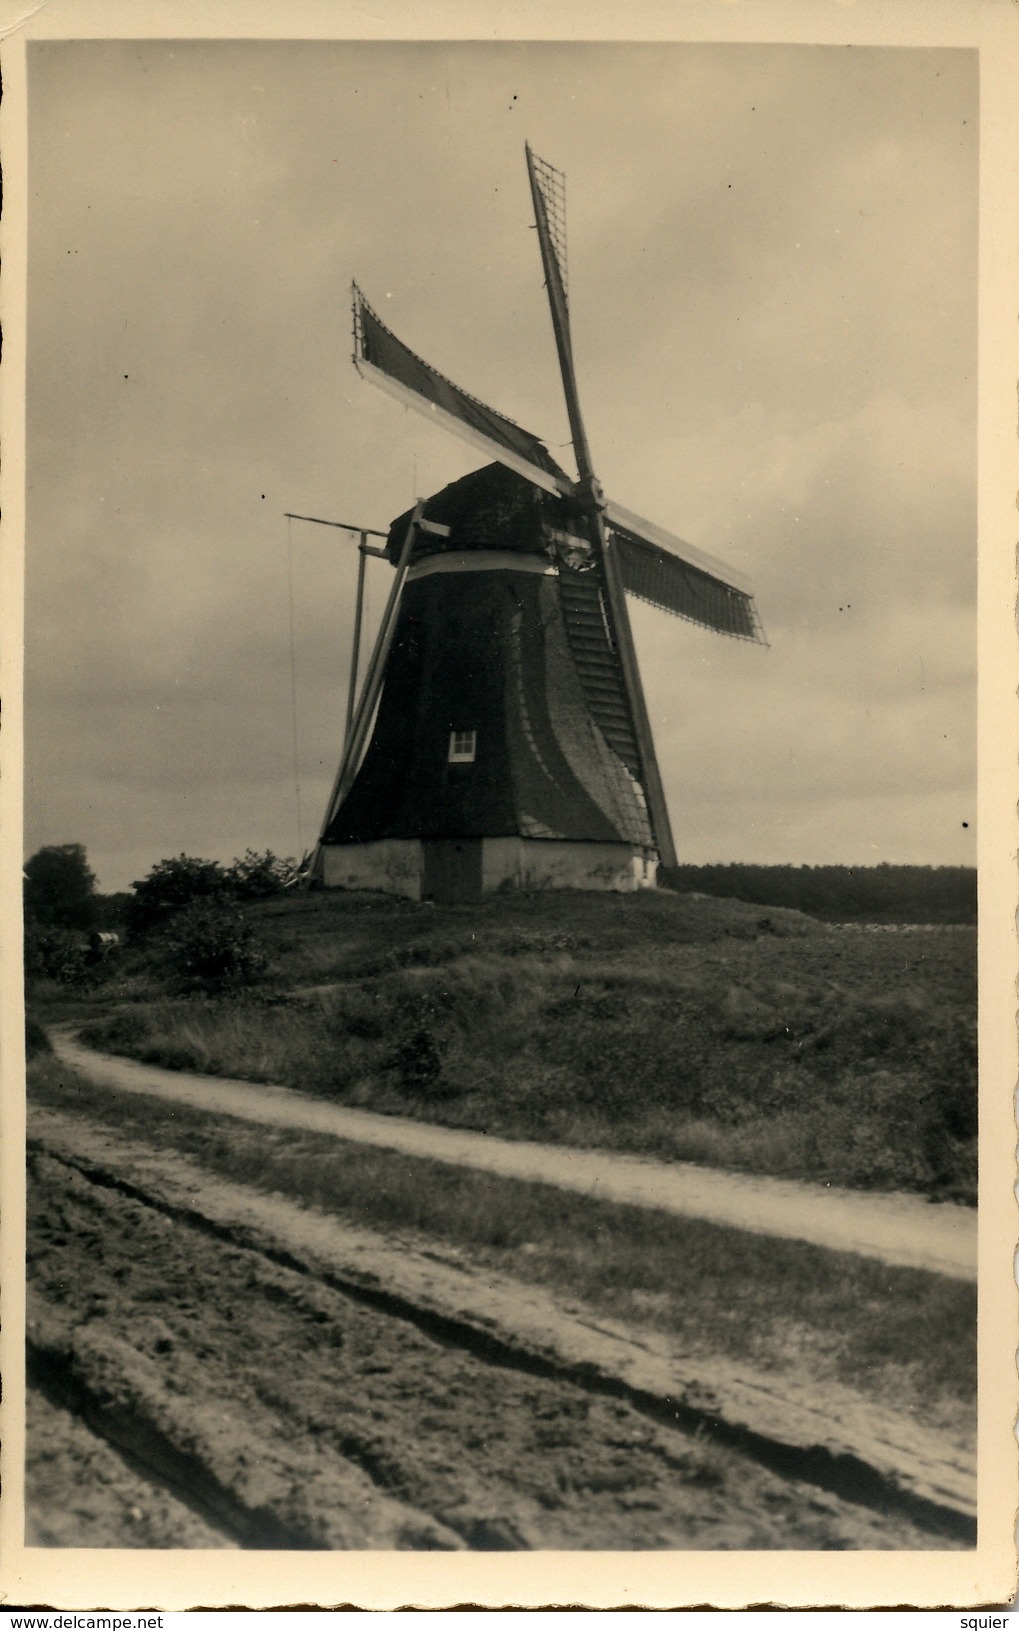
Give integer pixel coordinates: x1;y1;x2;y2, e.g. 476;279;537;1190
51;1028;975;1280
26;1107;971;1549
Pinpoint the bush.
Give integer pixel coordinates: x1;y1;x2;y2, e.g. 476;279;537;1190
227;849;299;899
24;921;93;987
162;898;270;993
385;1025;446;1097
128;854;229;937
127;849;299;938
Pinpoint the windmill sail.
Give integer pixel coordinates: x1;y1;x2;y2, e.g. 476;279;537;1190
605;502;765;643
353;286;574;498
525;145;595;486
526;146;679;866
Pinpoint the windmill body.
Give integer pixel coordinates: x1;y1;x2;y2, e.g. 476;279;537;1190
319;463;657;901
311;149;764;904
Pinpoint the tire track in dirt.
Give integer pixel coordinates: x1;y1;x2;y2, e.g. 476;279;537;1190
28;1110;975;1546
50;1026;975;1281
26;1385;237;1549
28;1334;313;1550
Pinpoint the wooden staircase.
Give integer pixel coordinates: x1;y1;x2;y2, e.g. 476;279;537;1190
556;569;642;777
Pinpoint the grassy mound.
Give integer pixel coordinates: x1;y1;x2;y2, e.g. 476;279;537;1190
68;887;977;1204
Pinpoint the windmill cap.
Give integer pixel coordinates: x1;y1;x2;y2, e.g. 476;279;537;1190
386;463;569;564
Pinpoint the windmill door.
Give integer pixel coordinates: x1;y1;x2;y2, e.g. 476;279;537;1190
422;840;483;905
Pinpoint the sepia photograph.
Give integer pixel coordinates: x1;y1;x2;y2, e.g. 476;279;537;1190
3;0;1016;1611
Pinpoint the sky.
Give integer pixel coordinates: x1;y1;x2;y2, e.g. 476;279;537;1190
24;38;978;893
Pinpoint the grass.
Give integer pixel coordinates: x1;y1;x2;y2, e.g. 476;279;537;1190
29;1055;975;1432
67;888;977;1204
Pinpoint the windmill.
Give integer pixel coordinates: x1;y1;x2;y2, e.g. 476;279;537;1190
308;145;764;904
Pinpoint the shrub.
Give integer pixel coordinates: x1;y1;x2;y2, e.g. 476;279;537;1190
127;854;230;937
24;921;93;987
385;1025;446;1098
227;849;299;899
127;850;300;937
162;898;269;992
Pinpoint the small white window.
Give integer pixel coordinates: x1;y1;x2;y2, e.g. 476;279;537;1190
448;729;477;763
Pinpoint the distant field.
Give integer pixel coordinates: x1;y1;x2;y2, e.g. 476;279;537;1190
60;886;977;1204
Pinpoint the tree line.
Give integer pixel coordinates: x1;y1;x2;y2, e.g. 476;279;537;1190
23;845;297;989
659;862;976;924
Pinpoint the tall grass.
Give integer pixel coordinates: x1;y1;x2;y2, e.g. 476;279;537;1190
69;890;977;1203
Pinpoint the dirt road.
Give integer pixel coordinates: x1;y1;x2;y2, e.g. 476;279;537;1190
27;1106;971;1550
51;1027;976;1280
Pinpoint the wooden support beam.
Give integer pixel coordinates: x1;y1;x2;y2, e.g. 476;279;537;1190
344;537;369;746
307;500;426;881
284;512;388;537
